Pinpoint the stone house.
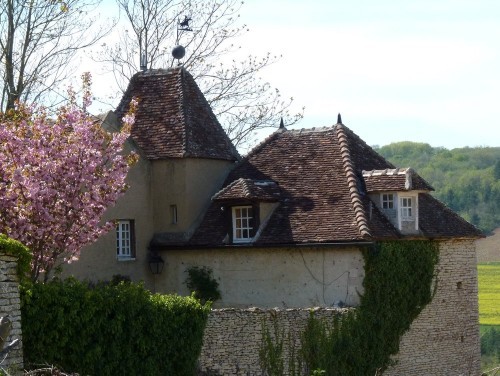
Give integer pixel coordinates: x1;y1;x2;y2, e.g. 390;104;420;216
63;66;483;374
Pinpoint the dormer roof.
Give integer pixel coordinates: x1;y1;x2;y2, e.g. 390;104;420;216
115;67;239;161
212;178;281;202
362;168;434;192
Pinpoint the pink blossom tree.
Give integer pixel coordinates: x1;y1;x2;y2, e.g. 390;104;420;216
0;74;138;282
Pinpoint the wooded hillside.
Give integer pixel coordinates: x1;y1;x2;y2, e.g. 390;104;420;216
374;142;500;234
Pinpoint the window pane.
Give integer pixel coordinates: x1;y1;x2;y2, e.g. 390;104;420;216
117;220;134;257
400;198;413;219
233;206;254;241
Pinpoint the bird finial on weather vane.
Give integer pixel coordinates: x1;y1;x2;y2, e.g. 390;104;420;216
179;16;192;31
172;15;193;64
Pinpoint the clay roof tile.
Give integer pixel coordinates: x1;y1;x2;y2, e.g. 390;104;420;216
115;67;239;161
188;123;481;247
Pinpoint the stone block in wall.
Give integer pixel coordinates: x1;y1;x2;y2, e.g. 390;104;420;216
0;252;24;375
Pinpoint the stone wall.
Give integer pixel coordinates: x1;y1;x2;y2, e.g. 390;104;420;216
199;307;348;375
198;240;481;376
0;252;24;374
385;239;480;376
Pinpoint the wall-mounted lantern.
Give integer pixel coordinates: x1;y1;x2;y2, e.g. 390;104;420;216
148;251;165;275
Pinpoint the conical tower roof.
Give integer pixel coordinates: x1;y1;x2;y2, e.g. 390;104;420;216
115;67;239;161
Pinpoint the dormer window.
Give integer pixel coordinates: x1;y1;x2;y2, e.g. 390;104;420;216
400;197;413;218
398;195;418;233
382;193;394;209
232;206;254;243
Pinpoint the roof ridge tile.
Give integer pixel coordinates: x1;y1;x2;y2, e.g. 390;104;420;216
335;124;371;238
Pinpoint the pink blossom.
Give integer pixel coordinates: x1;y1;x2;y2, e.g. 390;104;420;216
0;86;138;282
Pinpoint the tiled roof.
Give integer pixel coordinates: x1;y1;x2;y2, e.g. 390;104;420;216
418;193;483;238
191;125;373;245
115;67;239;161
187;121;481;247
212;178;281;202
362;168;434;192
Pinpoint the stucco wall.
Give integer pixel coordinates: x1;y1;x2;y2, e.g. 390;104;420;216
0;253;23;373
151;158;234;234
198;240;480;375
160;246;365;308
62;157;234;290
62;156;156;287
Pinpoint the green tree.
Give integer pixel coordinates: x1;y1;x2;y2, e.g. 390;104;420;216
494;160;500;180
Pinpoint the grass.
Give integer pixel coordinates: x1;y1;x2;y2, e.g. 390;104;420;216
478;263;500;373
478;262;500;326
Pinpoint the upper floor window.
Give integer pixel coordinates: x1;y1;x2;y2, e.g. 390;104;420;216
400;197;413;219
232;206;254;243
381;193;394;209
116;220;135;259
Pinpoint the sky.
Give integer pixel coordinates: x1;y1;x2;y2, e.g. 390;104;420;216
86;0;500;149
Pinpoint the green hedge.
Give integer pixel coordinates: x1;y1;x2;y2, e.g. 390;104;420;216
21;278;210;375
0;233;31;282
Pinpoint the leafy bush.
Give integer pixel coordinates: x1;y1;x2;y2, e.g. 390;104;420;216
0;233;31;282
21;278;210;376
185;266;221;303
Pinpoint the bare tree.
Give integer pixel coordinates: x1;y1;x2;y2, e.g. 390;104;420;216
0;0;110;111
96;0;304;149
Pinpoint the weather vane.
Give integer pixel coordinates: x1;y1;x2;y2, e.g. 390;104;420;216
172;15;193;64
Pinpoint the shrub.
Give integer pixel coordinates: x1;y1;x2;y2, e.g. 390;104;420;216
185;266;221;304
21;278;210;376
0;234;31;282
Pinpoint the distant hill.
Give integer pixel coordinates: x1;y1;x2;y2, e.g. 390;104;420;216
375;142;500;234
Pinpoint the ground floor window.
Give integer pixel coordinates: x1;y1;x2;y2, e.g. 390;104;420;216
116;220;135;258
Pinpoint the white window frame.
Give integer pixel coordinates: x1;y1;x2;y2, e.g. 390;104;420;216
116;220;134;259
400;197;413;219
232;206;254;243
381;193;394;209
